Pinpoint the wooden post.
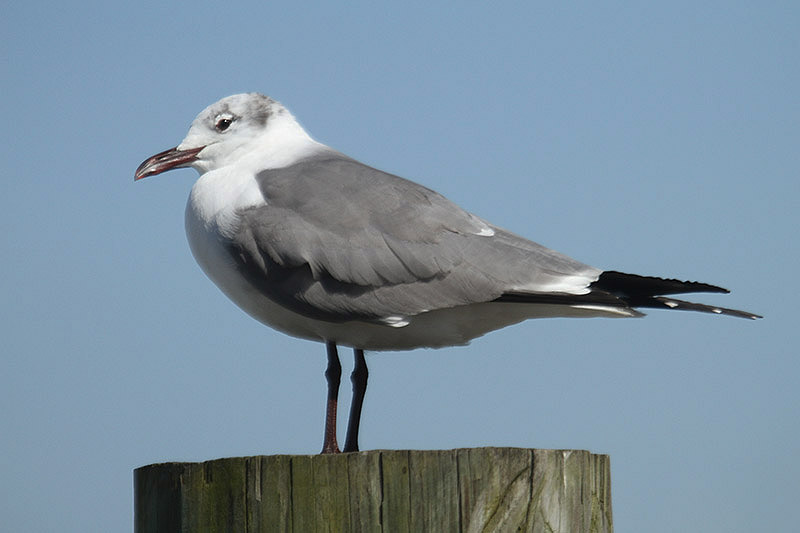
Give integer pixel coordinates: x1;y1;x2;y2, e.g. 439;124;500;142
134;447;612;532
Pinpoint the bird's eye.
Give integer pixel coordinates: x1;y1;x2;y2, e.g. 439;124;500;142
215;117;233;132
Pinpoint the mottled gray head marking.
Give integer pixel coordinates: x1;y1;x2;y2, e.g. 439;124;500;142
244;93;274;126
205;93;275;133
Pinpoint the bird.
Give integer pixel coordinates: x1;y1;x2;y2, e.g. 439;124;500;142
135;92;760;454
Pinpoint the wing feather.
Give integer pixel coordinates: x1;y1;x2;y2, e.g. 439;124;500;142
227;151;601;322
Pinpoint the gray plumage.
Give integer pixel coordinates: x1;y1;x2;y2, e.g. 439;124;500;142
226;148;603;325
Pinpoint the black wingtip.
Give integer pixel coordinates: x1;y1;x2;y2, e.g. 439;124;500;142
589;270;760;320
593;271;731;297
497;271;759;320
649;296;762;320
642;297;764;320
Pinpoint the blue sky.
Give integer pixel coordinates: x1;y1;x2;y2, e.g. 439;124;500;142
2;2;797;531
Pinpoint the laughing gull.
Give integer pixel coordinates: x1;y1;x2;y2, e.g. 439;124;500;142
135;93;760;454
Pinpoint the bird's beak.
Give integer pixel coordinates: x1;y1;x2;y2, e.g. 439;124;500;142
134;146;205;181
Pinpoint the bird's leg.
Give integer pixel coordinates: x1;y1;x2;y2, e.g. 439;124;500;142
343;348;368;453
321;341;342;454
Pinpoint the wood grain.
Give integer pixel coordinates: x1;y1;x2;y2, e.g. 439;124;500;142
135;448;612;532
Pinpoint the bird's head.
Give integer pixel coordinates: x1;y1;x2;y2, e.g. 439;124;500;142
135;93;307;180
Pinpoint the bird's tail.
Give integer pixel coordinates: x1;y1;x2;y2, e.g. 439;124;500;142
589;271;761;320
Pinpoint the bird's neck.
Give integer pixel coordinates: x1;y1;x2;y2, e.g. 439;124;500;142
237;113;324;173
187;115;327;236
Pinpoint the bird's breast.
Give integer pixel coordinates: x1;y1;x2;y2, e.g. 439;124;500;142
184;188;241;298
184;192;325;343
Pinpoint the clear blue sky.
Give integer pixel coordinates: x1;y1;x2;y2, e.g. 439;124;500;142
2;2;797;531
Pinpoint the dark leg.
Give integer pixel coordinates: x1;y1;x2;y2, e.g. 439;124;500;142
321;341;341;454
343;348;368;453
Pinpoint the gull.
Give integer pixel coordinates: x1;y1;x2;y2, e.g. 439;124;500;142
135;93;760;454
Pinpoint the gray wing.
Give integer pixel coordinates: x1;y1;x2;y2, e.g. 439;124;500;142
228;150;601;324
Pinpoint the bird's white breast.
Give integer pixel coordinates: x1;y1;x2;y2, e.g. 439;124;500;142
182;135;340;345
185;179;328;344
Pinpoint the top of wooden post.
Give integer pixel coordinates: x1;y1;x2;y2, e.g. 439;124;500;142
135;447;612;533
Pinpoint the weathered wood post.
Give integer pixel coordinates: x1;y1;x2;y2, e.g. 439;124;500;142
134;447;612;532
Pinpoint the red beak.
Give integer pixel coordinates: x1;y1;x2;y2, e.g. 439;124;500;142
134;146;204;181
